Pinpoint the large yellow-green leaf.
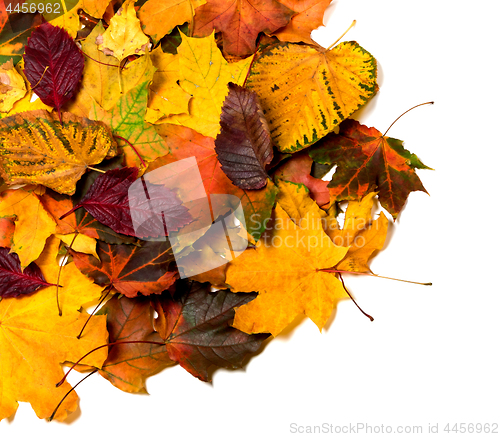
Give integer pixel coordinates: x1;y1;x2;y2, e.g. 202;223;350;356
246;41;378;153
161;32;252;138
0;110;116;194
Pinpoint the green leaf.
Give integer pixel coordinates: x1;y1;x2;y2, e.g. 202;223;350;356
91;79;170;168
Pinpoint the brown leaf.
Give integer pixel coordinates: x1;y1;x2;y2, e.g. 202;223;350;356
98;294;174;393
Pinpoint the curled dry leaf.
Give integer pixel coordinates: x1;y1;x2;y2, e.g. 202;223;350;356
98;294;174;393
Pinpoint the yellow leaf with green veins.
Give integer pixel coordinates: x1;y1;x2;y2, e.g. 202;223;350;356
0;187;56;269
0;110;117;195
161;32;252;138
246;41;378;153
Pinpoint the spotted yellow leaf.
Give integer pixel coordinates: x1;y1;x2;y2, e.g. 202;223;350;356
246;41;378;152
0;110;117;195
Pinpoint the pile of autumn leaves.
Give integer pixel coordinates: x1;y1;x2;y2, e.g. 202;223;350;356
0;0;430;423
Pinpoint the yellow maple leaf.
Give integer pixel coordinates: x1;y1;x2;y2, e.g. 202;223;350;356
160;32;252;138
146;46;191;121
276;179;325;223
0;236;108;421
226;203;349;336
0;187;56;269
326;192;389;272
138;0;206;43
0;59;26;113
56;233;99;259
81;0;111;18
98;0;150;61
0;110;117;195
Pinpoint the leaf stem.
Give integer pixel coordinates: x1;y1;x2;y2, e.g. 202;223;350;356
383;102;434;137
320;268;432;286
77;287;112;339
56;233;78;316
87;166;106;174
48;369;98;422
56;340;166;387
30;66;49;90
326;20;356;51
80;50;122;68
113;135;146;168
338;272;373;321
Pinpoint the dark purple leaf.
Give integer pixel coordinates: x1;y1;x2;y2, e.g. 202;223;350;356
0;247;52;298
60;167;192;239
23;22;84;112
215;83;273;190
154;280;269;381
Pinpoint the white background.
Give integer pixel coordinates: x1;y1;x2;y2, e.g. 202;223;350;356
2;0;500;436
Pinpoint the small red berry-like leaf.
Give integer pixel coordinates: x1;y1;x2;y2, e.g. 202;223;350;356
0;247;53;298
23;22;84;112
